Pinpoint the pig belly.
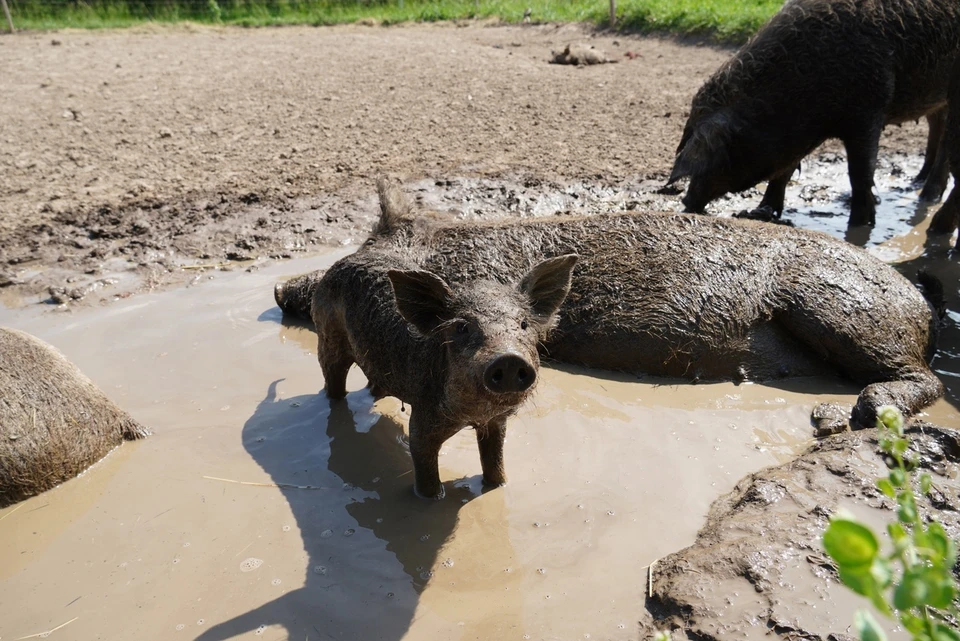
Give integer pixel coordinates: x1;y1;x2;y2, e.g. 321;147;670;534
543;322;835;382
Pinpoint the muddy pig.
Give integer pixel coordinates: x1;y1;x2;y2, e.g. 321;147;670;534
278;241;577;499
277;181;944;435
0;327;150;507
928;59;960;245
669;0;960;226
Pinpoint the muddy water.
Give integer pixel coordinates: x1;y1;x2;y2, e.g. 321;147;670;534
3;242;951;641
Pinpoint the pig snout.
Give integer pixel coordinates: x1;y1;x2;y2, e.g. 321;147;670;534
483;353;535;394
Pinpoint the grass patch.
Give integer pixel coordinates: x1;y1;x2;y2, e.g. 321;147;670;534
6;0;784;42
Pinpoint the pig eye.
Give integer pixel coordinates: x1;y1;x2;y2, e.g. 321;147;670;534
520;320;529;330
455;322;469;335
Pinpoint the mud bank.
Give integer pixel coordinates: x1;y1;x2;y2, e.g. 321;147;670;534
641;425;960;640
4;252;954;640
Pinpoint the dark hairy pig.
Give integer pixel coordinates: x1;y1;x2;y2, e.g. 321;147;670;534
669;0;960;226
276;182;944;436
0;327;150;507
277;235;577;499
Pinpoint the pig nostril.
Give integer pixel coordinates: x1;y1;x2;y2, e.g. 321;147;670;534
517;368;529;382
491;369;504;384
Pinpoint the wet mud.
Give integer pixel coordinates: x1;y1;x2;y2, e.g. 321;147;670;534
641;425;960;640
5;251;954;641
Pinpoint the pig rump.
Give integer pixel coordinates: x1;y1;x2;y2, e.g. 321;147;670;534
0;328;150;507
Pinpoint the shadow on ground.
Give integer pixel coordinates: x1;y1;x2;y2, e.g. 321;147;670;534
194;376;480;641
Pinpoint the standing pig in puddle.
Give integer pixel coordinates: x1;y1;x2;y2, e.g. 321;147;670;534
277;190;577;498
277;181;944;436
669;0;960;226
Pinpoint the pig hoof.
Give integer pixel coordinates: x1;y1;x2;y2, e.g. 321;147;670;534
811;402;850;437
414;483;445;501
734;205;783;224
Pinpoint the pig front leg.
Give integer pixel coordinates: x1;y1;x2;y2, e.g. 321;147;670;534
850;370;945;429
757;164;798;215
475;417;508;488
843;117;884;226
408;408;461;500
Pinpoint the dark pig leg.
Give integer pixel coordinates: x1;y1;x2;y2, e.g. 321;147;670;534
475;417;508;488
409;409;461;500
757;164;798;215
317;331;352;400
843;119;884;226
929;70;960;243
919;109;950;202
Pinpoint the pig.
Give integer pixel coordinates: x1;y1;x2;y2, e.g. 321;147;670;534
281;235;577;499
928;60;960;245
277;181;944;435
0;327;150;507
549;44;618;66
668;0;960;226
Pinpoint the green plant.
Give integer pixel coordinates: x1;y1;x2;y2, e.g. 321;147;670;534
822;406;960;641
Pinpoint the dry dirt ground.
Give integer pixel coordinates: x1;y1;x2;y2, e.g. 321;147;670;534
0;22;928;304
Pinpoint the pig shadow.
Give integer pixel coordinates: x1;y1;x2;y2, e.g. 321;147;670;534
194;379;478;641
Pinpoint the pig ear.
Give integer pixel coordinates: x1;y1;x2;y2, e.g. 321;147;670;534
519;254;578;324
387;270;456;335
669;112;736;184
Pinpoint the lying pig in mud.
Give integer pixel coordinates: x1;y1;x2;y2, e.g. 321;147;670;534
277;236;577;499
0;327;150;507
668;0;960;226
277;181;944;436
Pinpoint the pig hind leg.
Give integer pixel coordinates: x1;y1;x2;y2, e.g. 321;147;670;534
316;327;354;400
918;108;950;202
929;71;960;243
850;370;944;429
776;306;941;430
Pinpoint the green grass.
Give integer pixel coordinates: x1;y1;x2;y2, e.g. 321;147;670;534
7;0;785;43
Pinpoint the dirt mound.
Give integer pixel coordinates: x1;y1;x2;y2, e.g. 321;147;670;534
643;425;960;640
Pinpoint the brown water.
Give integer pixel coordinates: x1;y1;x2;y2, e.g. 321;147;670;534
2;174;960;640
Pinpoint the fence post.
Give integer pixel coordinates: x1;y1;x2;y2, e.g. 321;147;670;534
609;0;615;27
1;0;13;33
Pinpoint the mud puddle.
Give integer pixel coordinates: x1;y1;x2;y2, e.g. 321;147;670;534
4;247;955;640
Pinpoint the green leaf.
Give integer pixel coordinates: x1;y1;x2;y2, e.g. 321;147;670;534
893;570;929;610
890;468;907;488
927;523;956;565
892;438;909;457
855;609;889;641
900;613;925;635
920;473;933;495
876;406;905;435
898;501;918;525
870;558;892;590
877;478;896;498
934;623;960;641
887;522;907;542
927;576;957;610
824;520;880;569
